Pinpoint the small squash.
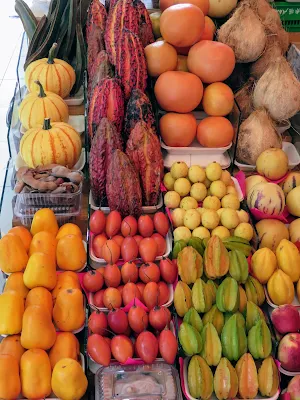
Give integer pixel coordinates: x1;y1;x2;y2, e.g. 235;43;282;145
25;43;76;98
19;80;69;130
21;349;52;399
52;271;81;303
23;252;57;290
0;335;25;363
4;272;29;299
21;305;56;350
53;288;85;332
0;291;24;335
0;233;28;273
51;358;87;400
0;354;21;399
29;230;57;262
20;118;82;169
25;287;53;317
49;332;80;369
31;208;59;236
56;234;87;271
8;226;32;252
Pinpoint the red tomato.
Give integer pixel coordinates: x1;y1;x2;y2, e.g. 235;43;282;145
158;281;170;305
121;237;139;262
111;335;134;363
133;235;143;248
90;210;106;235
138;215;154;237
87;334;111;366
93;233;107;258
143;282;159;310
88;311;108;335
121;261;138;284
106;210;122;237
108;308;129;334
121;216;138;237
112;235;124;247
153;212;169;236
136;331;158;364
117;285;124;297
136;282;145;302
123;324;132;337
103;288;122;309
83;270;104;292
104;337;111;347
139;238;158;262
159;329;177;364
93;289;105;308
122;282;142;306
102;240;121;264
159;258;178;284
104;264;121;288
151;233;167;256
128;305;149;333
149;306;171;331
139;262;161;283
98;267;105;276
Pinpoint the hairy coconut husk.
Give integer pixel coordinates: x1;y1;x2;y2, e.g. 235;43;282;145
236;108;282;165
253;56;300;121
235;78;255;120
218;2;267;63
250;35;283;78
263;10;289;53
248;0;273;20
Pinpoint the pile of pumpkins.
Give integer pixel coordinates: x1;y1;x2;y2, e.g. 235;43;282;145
18;43;82;169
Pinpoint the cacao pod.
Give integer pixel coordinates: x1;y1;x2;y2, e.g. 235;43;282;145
201;322;222;366
224;311;245;330
206;280;218;304
258;356;279;397
276;239;300;282
88;51;113;100
204;235;230;279
236;353;258;399
239;285;247;313
192;279;213;313
172;240;187;259
202;305;224;336
183;307;203;332
248;320;272;359
221;314;247;361
135;0;155;47
188;355;213;399
229;249;249;283
245;276;265;306
86;0;107;42
251;247;277;284
216;277;240;313
214;358;238;400
179;322;202;356
245;301;264;332
222;236;252;257
174;281;192;317
178;246;203;284
87;25;105;77
267;269;295;306
188;237;205;256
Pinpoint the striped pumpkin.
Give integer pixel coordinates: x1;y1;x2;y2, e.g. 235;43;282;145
25;43;76;99
20;119;82;169
19;81;69;130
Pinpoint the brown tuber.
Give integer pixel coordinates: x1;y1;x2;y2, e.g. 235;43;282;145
235;78;255;120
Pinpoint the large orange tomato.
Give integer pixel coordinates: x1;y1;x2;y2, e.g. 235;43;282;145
202;82;234;116
160;0;175;11
197;117;234;147
159;112;197;146
200;16;216;40
174;0;209;15
145;41;177;77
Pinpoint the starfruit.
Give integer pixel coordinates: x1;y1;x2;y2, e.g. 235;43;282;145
192;278;213;313
179;322;202;356
172;240;187;259
174;281;192;317
178;246;203;284
204;235;230;279
188;355;213;399
201;322;222;366
245;276;265;306
188;237;205;256
214;358;238;400
258;356;279;397
239;285;247;313
202;305;224;336
221;314;247;361
248;320;272;359
183;307;203;332
207;280;218;304
222;236;252;257
229;249;249;283
236;353;258;399
224;311;245;330
245;301;264;332
216;277;240;313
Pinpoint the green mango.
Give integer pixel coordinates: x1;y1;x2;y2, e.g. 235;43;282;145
203;305;224;336
216;277;240;313
201;322;222;366
192;278;213;313
188;355;214;399
221;314;247;361
248;320;272;359
179;322;203;356
188;237;205;256
229;249;249;284
206;280;218;304
184;307;203;332
224;311;245;330
245;301;265;332
172;240;187;259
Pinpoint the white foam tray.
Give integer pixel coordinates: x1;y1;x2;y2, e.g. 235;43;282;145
64;86;84;106
163;151;231;169
161;139;232;156
264;285;300;309
20;115;84;135
231;176;244;201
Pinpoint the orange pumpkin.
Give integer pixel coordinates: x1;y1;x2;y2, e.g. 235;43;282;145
0;291;24;335
4;272;29;300
159;112;197;146
0;233;28;273
31;208;59;236
25;287;53;317
0;354;21;399
56;235;87;271
52;271;81;303
8;226;32;252
197;117;234;147
53;288;85;332
56;223;82;241
20;349;52;399
23;252;57;290
0;335;25;363
49;332;80;369
29;231;57;262
21;305;56;350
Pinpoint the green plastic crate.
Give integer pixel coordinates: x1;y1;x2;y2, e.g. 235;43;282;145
271;2;300;32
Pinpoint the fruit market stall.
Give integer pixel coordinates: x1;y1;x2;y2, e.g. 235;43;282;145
0;0;300;398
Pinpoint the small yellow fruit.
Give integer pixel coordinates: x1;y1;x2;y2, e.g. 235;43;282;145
163;172;175;190
164;191;180;208
206;162;222;181
174;178;191;196
171;208;186;227
196;207;206;217
203;196;221;211
192;226;211;239
209;180;227;199
220;170;232;185
237;210;250;223
204;177;212;188
190;183;207;201
216;208;225;218
170;161;188;179
221;194;240;210
184;209;201;230
174;226;192;243
180;197;198;210
251;248;277;284
234;223;254;241
267;270;295;305
220;209;240;229
226;186;238;196
188;165;206;183
211;226;230;239
246;175;267;196
289;218;300;244
201;210;220;230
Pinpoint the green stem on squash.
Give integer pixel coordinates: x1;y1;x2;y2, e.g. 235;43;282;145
43;118;52;130
47;43;57;64
35;80;46;98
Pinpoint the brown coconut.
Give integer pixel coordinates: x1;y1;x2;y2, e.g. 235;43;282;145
235;78;255;120
253;56;300;121
263;10;289;53
236;108;282;165
250;35;283;78
218;2;267;63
